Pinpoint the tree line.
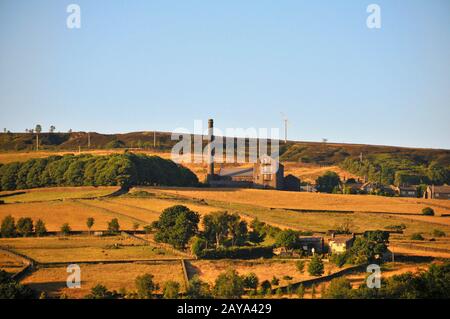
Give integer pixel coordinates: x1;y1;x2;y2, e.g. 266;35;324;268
0;153;198;191
340;156;449;186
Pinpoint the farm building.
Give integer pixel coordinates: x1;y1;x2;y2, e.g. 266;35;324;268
424;185;450;200
205;118;286;190
298;236;324;254
327;234;355;254
392;185;418;198
211;157;285;190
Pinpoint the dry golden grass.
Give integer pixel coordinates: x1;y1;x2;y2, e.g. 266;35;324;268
0;250;25;274
0;186;118;203
0;200;138;231
0;235;179;263
149;187;450;215
283;162;359;184
22;261;186;298
187;259;343;287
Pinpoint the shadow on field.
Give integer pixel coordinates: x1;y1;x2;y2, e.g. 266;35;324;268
0;191;26;198
184;261;202;280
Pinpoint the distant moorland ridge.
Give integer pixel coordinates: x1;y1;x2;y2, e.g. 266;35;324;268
0;131;449;185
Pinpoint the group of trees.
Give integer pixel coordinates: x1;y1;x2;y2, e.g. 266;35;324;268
330;230;390;267
152;206;253;253
340;156;450;186
323;262;450;299
0;153;198;191
0;215;47;238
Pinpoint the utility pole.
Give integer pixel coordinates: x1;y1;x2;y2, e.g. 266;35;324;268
280;112;288;144
87;132;91;149
36;133;39;151
153;131;156;148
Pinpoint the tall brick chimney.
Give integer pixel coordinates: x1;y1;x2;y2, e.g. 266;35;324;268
207;119;215;182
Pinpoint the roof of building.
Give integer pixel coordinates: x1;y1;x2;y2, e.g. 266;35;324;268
218;167;253;177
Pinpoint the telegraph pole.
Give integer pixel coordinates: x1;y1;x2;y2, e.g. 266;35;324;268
87;132;91;149
153;131;156;148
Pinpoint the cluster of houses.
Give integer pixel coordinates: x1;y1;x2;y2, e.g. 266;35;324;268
299;178;450;200
273;232;356;257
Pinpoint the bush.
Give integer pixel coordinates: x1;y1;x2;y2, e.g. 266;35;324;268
422;207;435;216
191;236;207;257
308;255;324;276
107;218;120;234
0;200;4;205
213;269;245;299
197;246;273;260
135;274;159;299
259;280;272;295
163;281;180;299
432;229;446;238
185;276;212;299
242;273;259;290
411;233;425;241
330;253;348;268
60;223;71;236
84;284;114;299
296;260;305;273
0;270;33;299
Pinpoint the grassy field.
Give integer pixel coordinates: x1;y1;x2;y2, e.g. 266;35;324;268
146;187;450;215
187;259;344;288
22;261;186;298
0;235;181;263
0;250;26;275
0;186;118;204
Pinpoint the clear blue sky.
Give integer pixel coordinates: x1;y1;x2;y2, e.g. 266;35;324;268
0;0;449;149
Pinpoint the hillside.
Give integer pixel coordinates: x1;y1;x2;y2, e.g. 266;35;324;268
1;131;449;185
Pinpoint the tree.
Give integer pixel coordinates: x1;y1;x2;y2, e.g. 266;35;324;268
49;125;56;133
308;255;324;276
316;171;341;193
16;218;34;237
296;284;305;299
108;218;120;234
322;277;353;299
213;269;245;299
242;273;259;291
271;276;280;286
191;236;207;257
86;217;95;235
60;223;71;236
203;211;232;248
186;276;212;299
153;205;200;249
85;284;114;299
1;215;16;238
411;233;424;241
260;280;272;295
422;207;435;216
296;260;305;273
34;219;47;237
163;281;180;299
132;222;140;231
227;213;248;246
135;273;158;299
275;229;299;249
